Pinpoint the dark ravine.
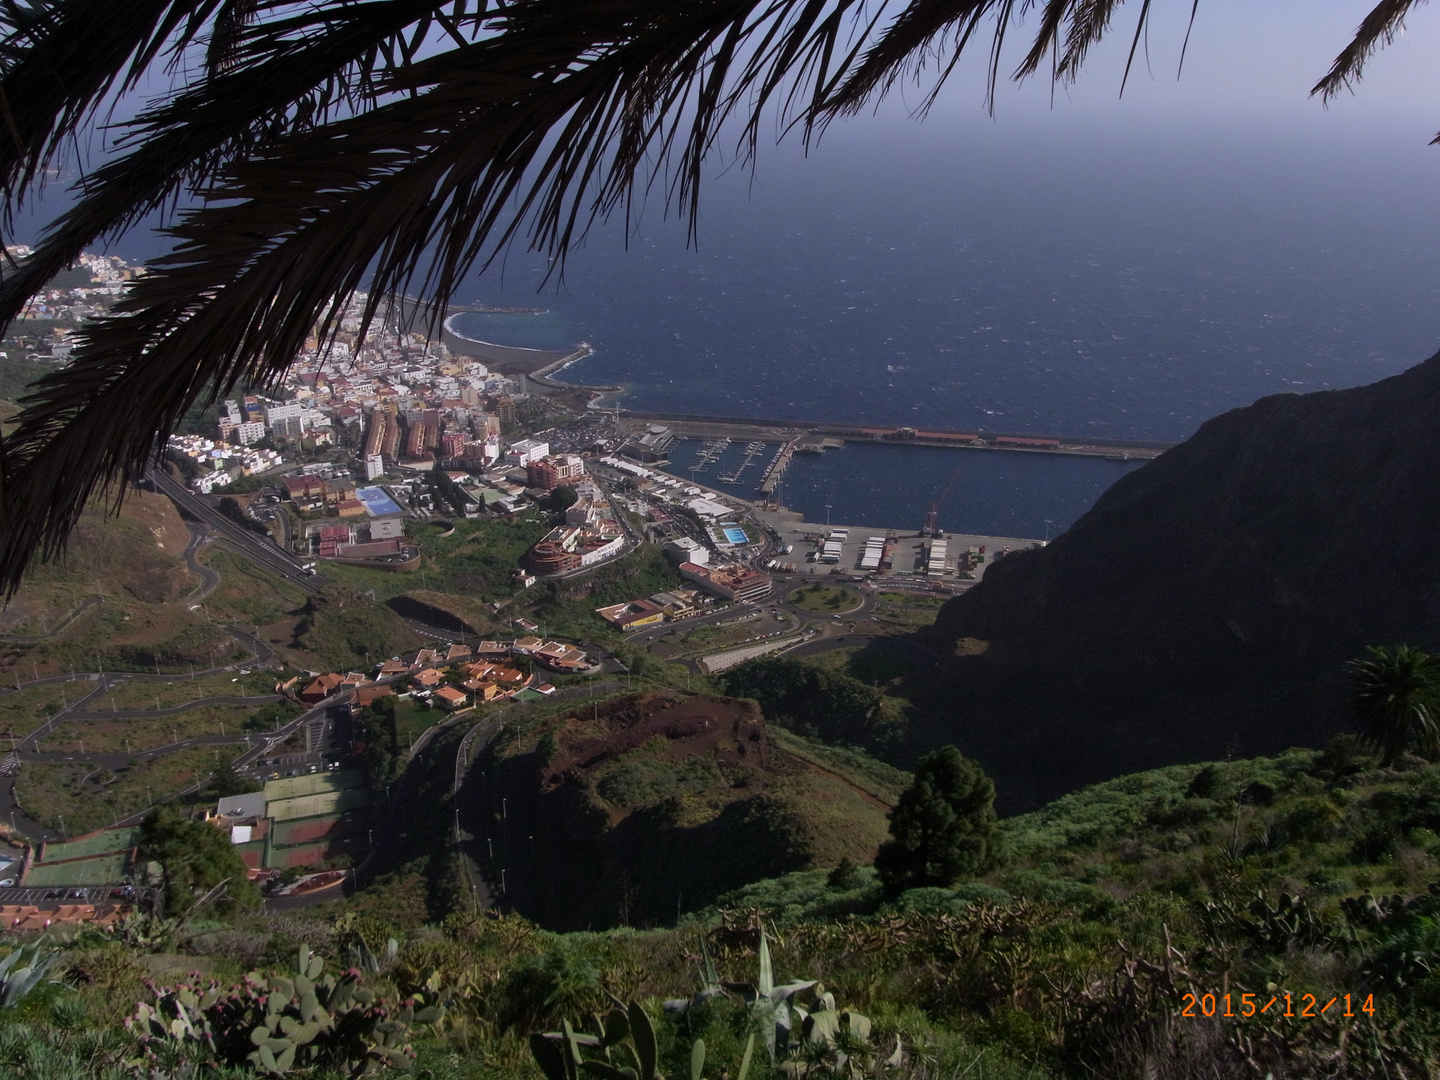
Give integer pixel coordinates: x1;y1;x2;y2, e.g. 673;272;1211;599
920;350;1440;813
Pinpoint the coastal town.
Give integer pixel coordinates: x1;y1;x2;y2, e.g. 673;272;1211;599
0;256;1054;915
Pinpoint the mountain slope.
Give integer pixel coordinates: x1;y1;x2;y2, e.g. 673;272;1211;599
485;691;906;929
921;351;1440;810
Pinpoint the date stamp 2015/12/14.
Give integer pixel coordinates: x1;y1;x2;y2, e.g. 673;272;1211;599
1180;993;1377;1020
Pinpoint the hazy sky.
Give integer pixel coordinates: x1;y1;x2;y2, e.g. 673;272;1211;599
930;1;1440;124
27;2;1440;261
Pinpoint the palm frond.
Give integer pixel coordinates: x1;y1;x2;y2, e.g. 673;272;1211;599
1312;0;1422;101
0;0;1420;592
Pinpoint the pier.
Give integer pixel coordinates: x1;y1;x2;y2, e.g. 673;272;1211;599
717;441;767;484
759;439;798;495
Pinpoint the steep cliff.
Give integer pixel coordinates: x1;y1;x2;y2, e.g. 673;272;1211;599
923;352;1440;810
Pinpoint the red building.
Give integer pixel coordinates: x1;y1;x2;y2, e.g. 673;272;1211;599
527;458;561;490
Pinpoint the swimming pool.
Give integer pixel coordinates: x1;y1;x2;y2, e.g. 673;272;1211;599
721;524;749;545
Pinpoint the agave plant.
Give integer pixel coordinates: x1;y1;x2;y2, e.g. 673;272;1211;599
0;942;58;1009
665;928;904;1076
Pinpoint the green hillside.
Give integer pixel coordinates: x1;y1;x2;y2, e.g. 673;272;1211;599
480;690;902;930
2;735;1436;1080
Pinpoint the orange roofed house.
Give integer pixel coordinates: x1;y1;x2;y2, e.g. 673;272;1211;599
299;672;345;703
432;686;468;711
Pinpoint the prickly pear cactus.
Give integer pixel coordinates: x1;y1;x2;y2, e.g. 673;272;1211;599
130;944;445;1076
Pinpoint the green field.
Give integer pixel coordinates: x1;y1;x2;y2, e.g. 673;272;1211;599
392;697;453;749
321;515;550;603
23;853;129;886
788;583;863;614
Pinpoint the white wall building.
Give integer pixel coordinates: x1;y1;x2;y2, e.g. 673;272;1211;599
505;438;549;467
235;421;266;446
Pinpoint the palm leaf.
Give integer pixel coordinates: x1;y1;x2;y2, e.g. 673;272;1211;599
0;1;1419;590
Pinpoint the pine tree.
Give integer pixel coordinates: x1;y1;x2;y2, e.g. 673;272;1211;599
137;807;259;918
874;746;1002;896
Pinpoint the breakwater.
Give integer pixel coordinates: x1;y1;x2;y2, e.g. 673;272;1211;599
620;409;1174;465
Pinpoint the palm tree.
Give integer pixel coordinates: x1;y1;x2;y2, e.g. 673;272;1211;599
0;1;1419;591
1348;644;1440;767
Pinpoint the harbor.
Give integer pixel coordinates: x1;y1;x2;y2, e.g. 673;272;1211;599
652;434;1146;542
614;411;1170;511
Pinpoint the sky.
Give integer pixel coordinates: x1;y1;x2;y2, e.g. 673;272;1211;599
18;2;1440;263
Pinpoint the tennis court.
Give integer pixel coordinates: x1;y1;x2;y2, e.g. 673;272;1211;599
269;787;370;822
356;486;405;517
24;853;128;886
41;828;136;861
263;770;363;802
273;813;361;846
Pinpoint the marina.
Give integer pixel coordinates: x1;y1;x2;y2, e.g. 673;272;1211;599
658;436;1146;541
689;437;730;473
716;441;767;484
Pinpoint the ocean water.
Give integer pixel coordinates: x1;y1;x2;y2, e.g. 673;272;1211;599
447;119;1440;535
658;437;1141;539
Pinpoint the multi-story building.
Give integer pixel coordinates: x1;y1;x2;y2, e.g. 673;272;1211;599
490;395;517;428
264;401;303;429
505;438;549;467
525;523;625;575
526;458;560;490
678;562;772;603
235;421;266;446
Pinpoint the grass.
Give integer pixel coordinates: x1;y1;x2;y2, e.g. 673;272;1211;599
791;644;917;686
76;670;277;711
199;549;310;627
789;583;863;614
672;613;793;653
291;586;424;672
14;746;227;834
4;727;1439;1079
393;696;454;750
871;591;947;628
322;515;551;603
876;590;946;606
36;703;258;754
0;683;74;741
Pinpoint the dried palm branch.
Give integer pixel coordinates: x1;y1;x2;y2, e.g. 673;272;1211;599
0;0;1416;591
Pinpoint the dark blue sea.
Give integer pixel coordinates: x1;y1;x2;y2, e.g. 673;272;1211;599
447;118;1440;536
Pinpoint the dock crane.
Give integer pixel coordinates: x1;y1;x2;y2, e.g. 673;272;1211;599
922;466;964;537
